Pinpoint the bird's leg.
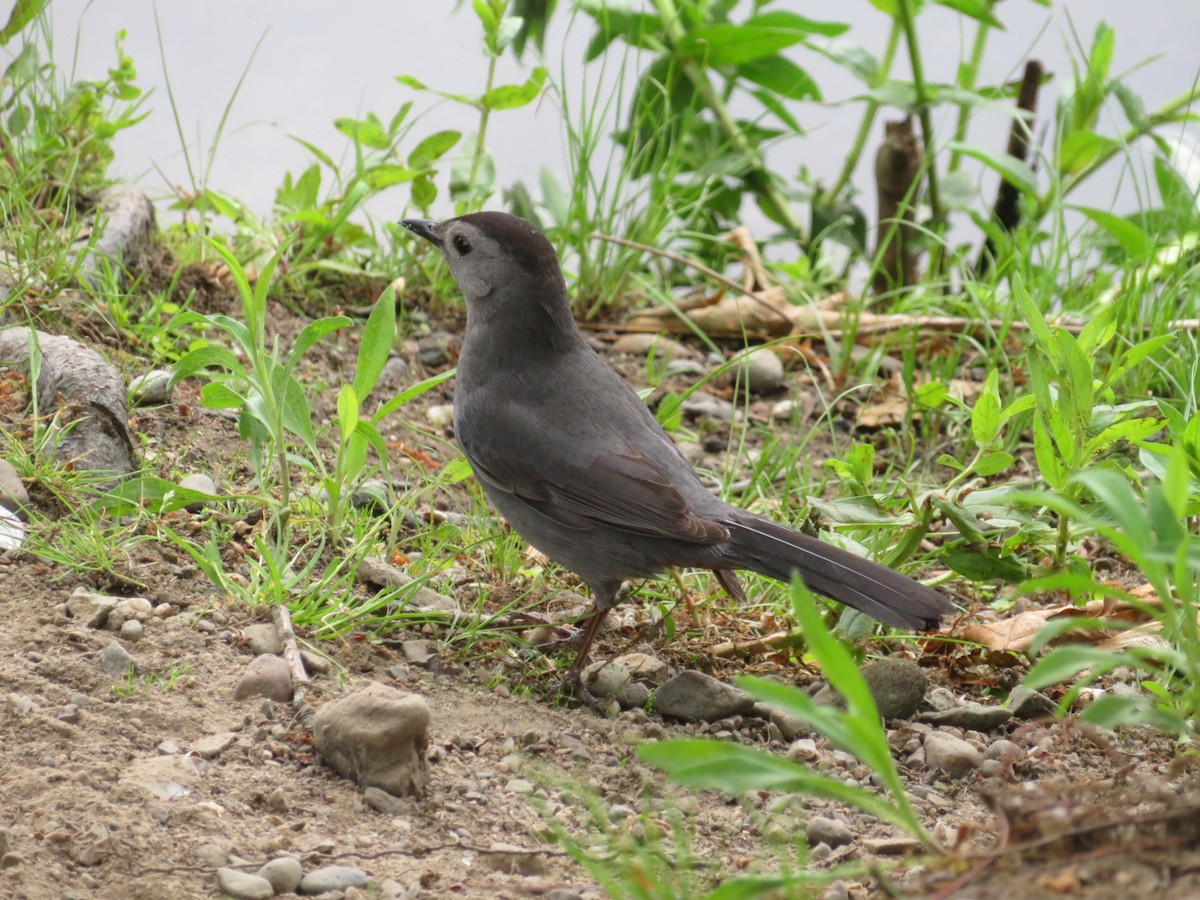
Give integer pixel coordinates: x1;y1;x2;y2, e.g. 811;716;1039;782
558;607;610;699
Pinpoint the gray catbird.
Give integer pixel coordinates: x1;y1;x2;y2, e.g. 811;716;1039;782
401;211;954;690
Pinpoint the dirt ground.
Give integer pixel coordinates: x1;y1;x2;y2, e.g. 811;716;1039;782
2;267;1200;899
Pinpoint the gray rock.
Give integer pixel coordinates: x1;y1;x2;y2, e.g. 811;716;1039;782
401;639;436;666
73;184;156;276
313;681;430;798
0;459;28;516
924;732;982;778
67;588;117;629
811;659;927;722
216;867;274;900
653;671;755;721
663;358;705;377
770;398;799;420
0;328;135;480
376;355;410;389
363;785;414;816
0;505;22;550
1008;685;1057;719
731;346;785;394
862;658;928;721
611;332;689;360
768;705;811;741
256;856;303;894
128;369;174;406
196;842;230;868
615;680;650;711
118;619;143;642
807;816;854;848
681;390;735;422
299;865;369;895
416;330;459;366
582;661;632;699
100;641;136;678
243;623;283;656
425;403;454;427
350;478;393;512
922;703;1013;731
232;654;293;703
190;732;237;759
611;652;668;685
178;472;218;510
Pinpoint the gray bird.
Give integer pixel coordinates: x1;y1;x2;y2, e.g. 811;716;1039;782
401;211;954;692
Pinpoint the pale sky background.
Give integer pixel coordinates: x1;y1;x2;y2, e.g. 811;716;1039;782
38;1;1200;234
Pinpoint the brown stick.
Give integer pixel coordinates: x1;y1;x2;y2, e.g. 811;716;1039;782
272;603;310;686
872;116;925;296
978;60;1044;273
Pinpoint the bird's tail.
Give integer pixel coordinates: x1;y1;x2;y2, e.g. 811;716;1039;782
723;512;953;630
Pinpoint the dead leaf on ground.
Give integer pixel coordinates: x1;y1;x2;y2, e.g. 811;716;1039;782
956;585;1192;654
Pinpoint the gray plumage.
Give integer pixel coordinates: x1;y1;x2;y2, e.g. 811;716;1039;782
401;212;954;688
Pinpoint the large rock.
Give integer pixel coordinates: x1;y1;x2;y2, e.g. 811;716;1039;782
653;670;755;722
0;328;134;479
313;681;430;798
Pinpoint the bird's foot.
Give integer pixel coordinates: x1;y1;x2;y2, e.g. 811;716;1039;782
535;626;591;653
556;669;610;713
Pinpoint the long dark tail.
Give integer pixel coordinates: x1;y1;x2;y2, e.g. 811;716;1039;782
722;512;953;630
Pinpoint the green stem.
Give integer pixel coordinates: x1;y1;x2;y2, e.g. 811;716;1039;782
468;53;498;205
895;0;942;222
823;20;903;205
650;0;803;233
1032;85;1200;222
947;11;993;173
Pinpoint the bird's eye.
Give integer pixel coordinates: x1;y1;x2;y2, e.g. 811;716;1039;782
453;234;472;255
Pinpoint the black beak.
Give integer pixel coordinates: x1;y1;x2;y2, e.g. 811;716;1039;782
400;218;443;249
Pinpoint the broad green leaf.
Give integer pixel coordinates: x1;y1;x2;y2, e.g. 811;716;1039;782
342;429;370;485
408;130;461;168
333;115;391;150
808;38;877;84
1024;644;1124;691
200;381;244;410
288;315;352;370
1058;130;1119;176
974;449;1015;477
677;12;846;67
364;164;424;189
933;0;1003;28
971;370;1001;446
1032;415;1068;490
471;0;498;35
579;4;660;61
481;67;547;110
638;739;909;827
736;55;819;101
171;344;244;383
939;546;1026;582
1073;206;1153;259
949;141;1037;194
353;287;397;398
0;0;49;44
371;369;456;423
337;384;359;443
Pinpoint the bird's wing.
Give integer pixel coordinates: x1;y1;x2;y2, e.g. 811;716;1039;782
461;406;728;545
